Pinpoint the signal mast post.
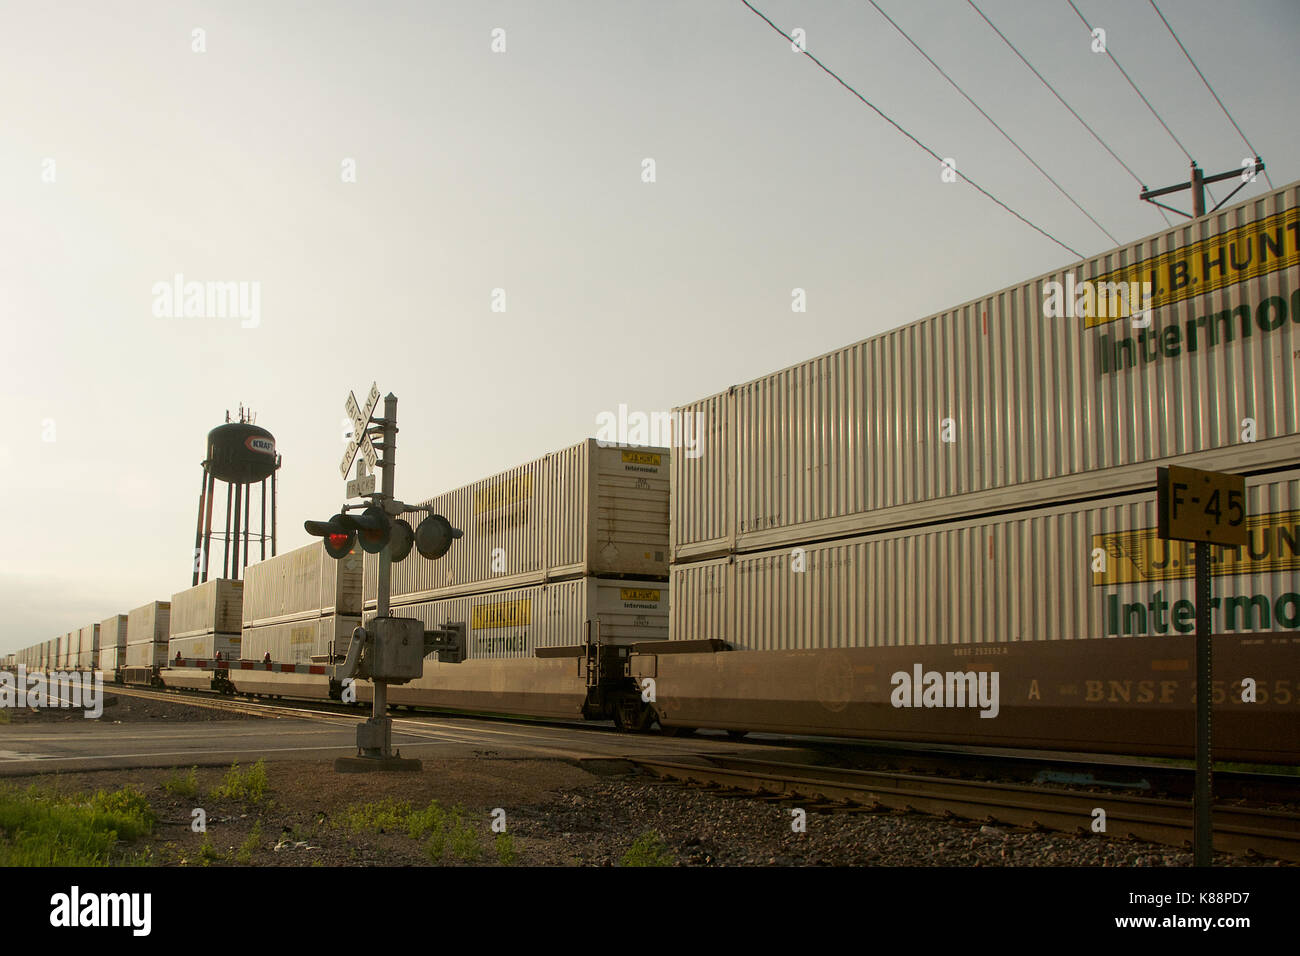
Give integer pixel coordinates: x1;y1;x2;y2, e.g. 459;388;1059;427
311;385;464;773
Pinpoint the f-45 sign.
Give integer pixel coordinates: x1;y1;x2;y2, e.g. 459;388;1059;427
1157;465;1247;546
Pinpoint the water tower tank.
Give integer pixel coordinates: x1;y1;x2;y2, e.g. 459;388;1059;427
206;423;277;483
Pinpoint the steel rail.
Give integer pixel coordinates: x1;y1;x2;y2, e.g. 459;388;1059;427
629;754;1300;862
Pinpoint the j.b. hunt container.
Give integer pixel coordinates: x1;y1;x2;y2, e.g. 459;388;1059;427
353;577;669;717
169;578;243;660
125;601;171;668
671;467;1300;650
238;615;361;665
651;469;1300;760
242;541;362;625
363;439;670;606
672;181;1300;562
99;615;128;672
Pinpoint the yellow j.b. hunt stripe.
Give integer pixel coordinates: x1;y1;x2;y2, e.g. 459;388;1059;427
620;588;661;602
473;474;533;514
1092;509;1300;585
471;599;532;629
622;451;662;466
1085;206;1300;328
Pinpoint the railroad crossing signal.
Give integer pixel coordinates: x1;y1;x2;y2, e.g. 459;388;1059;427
340;382;381;478
303;514;355;559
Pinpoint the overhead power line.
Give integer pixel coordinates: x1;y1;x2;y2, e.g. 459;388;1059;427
737;0;1085;259
863;0;1119;245
963;0;1172;228
1147;0;1273;190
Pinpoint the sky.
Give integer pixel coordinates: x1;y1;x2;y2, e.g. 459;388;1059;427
2;0;1298;652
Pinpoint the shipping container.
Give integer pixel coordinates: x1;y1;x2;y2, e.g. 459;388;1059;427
671;467;1300;649
372;576;669;661
363;439;670;606
672;182;1300;561
77;623;99;670
242;543;362;625
125;601;171;668
171;579;243;637
99;615;128;672
168;633;241;661
239;615;360;664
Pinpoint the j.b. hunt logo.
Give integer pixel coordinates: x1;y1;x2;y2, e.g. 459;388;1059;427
0;666;104;718
890;664;1000;718
151;273;261;328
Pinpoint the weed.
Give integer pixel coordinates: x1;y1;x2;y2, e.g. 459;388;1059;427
196;833;222;866
162;767;198;798
235;820;263;865
495;832;517;866
0;784;156;866
210;759;269;804
621;830;673;867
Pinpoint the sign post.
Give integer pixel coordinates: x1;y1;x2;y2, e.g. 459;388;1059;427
1156;465;1247;867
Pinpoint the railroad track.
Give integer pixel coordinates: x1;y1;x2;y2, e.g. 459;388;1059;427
628;754;1300;862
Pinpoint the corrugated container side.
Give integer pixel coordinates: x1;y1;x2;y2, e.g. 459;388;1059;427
98;615;128;672
168;633;242;661
242;543;362;624
240;616;360;664
78;624;99;669
674;183;1300;559
583;444;670;578
670;392;732;560
125;602;171;667
365;440;671;606
673;467;1300;649
170;579;244;637
375;576;670;662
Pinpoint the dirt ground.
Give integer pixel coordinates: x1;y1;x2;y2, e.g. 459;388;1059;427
9;757;1291;867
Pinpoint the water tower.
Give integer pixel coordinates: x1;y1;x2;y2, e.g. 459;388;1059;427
192;405;281;585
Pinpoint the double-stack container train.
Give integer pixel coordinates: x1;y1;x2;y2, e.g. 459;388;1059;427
8;180;1299;763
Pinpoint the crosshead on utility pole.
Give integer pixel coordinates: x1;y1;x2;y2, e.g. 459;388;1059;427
1140;158;1266;219
304;386;465;774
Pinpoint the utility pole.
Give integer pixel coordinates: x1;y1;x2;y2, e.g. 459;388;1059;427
1141;158;1265;219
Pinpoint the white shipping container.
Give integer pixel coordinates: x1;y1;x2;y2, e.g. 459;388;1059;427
242;543;362;625
98;615;128;672
365;439;670;605
168;633;242;661
240;615;360;664
375;576;669;661
125;601;171;668
77;624;99;669
672;468;1300;650
673;182;1300;560
171;579;244;638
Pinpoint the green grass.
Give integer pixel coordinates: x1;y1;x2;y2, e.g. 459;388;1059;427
196;832;222;866
209;759;269;803
235;820;263;865
621;830;674;867
0;784;156;866
339;798;492;864
162;766;199;798
495;832;517;866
